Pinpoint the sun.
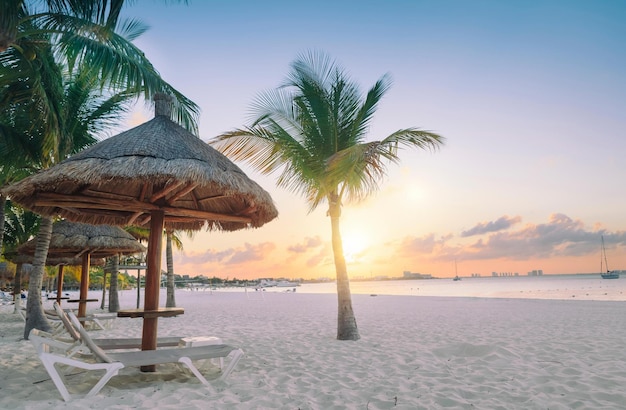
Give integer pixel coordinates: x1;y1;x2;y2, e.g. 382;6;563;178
342;231;369;263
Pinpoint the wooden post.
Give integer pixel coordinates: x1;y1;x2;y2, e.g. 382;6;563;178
56;265;64;305
141;209;164;372
137;269;140;308
78;253;90;318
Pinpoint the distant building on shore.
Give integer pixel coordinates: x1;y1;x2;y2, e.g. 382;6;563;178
403;271;433;279
527;270;544;276
491;272;520;277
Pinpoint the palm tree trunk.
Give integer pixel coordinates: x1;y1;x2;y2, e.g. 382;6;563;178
100;267;107;310
0;194;5;257
0;195;10;307
0;194;6;302
165;232;176;307
328;197;360;341
24;216;53;339
12;262;22;313
108;255;120;312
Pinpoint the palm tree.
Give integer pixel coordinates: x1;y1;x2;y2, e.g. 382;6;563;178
211;51;445;340
164;229;192;307
127;226;185;308
2;56;133;335
2;2;198;328
106;254;120;311
0;0;198;132
0;77;54;332
2;1;199;339
0;166;32;274
165;231;177;307
2;199;40;311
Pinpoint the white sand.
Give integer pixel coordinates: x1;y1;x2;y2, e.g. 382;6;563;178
1;290;626;409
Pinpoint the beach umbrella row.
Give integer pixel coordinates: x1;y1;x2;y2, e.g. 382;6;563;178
3;94;278;366
3;252;105;306
14;221;145;316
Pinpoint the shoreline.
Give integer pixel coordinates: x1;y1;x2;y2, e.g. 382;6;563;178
237;275;626;302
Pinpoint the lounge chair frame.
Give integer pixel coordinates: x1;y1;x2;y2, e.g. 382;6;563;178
29;311;244;401
51;302;181;356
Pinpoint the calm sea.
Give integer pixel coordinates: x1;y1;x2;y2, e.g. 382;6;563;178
276;274;626;301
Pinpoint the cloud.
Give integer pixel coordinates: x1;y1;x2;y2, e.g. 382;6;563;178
287;236;323;253
176;242;276;266
397;233;453;256
459;213;626;261
396;213;626;263
461;215;522;237
226;242;276;265
306;248;331;267
284;235;330;267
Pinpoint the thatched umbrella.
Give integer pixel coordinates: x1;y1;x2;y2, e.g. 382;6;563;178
3;251;104;308
16;221;145;315
3;94;278;366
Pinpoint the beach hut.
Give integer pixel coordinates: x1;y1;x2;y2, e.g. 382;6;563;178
15;221;144;315
3;94;278;370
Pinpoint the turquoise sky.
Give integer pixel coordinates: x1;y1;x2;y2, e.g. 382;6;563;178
122;0;626;279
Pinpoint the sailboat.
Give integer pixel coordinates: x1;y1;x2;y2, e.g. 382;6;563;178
600;236;620;279
453;260;461;281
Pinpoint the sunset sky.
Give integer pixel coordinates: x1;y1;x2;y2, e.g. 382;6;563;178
118;0;626;280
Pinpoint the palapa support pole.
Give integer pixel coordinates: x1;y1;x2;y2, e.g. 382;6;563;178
141;98;168;370
141;209;164;372
78;254;90;318
137;269;141;308
56;265;64;305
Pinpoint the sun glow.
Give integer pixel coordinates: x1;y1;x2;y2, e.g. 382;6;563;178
404;183;426;202
342;231;369;264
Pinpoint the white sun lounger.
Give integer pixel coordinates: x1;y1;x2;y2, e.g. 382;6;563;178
51;302;181;356
17;308;67;336
29;312;244;401
20;304;114;333
47;304;117;331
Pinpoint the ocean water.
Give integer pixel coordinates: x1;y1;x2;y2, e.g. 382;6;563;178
44;274;625;305
284;274;626;301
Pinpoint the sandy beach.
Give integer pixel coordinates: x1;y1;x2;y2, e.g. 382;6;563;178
1;289;626;409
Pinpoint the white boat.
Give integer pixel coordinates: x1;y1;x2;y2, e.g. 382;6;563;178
600;236;620;279
276;280;300;287
257;279;277;287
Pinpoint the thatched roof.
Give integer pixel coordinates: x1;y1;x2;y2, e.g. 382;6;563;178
3;94;278;231
16;221;145;259
4;252;105;267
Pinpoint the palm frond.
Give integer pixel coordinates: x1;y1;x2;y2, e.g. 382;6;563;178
1;13;68;164
3;199;41;251
61;65;135;156
116;17;148;41
347;73;392;143
380;128;445;152
327;142;394;203
34;12;199;132
212;50;445;212
124;225;149;242
167;231;184;251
